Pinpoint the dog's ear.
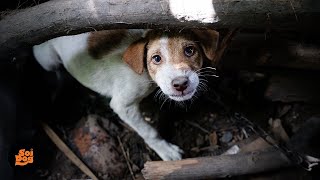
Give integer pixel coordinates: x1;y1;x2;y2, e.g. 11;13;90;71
123;39;147;75
192;29;219;61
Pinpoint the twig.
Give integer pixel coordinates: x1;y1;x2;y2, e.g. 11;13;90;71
186;120;210;134
41;122;99;180
289;0;298;22
234;113;318;171
117;136;135;180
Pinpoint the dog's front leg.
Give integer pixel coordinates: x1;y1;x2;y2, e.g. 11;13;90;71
110;99;183;161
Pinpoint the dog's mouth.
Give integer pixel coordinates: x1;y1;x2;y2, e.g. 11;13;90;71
168;89;196;102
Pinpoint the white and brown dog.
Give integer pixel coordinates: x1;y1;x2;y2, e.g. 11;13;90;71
33;29;219;160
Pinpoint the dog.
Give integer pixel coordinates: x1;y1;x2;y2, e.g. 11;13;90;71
33;29;219;160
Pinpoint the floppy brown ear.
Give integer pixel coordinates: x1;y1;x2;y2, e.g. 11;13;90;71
192;29;219;61
123;39;147;75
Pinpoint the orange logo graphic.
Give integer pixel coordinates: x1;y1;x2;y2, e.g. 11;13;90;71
15;149;34;166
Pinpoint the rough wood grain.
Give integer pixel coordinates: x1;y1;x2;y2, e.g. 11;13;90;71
142;149;291;179
0;0;319;60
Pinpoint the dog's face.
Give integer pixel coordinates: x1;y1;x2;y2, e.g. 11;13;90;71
123;29;219;102
146;33;204;101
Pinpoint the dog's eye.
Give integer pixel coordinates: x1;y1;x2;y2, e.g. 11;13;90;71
152;55;162;64
184;46;195;57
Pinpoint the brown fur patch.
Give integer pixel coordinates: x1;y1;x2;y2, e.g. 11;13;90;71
122;39;147;75
191;29;219;61
87;30;127;59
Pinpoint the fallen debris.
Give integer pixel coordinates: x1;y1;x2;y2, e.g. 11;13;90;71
118;136;135;180
220;131;233;143
70;115;126;179
143;112;320;179
208;131;218;146
41;122;99;180
142;149;291;180
269;118;290;142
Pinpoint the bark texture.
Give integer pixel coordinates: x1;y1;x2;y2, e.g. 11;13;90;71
142;149;291;179
0;0;319;59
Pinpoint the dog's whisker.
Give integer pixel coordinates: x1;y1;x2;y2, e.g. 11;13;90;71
197;69;217;72
197;85;207;93
199;79;208;85
197;68;217;72
197;72;219;77
198;72;218;76
155;90;167;104
158;93;164;102
196;67;218;78
197;72;218;77
160;92;167;102
198;77;208;83
160;96;169;110
192;94;199;102
198;84;208;92
154;89;161;96
201;82;209;90
203;74;219;77
201;66;217;69
197;79;209;93
197;75;208;80
197;71;218;75
195;66;217;73
154;89;163;101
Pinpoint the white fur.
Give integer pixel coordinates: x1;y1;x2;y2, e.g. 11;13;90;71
33;33;90;71
160;37;170;61
33;30;183;161
155;64;199;101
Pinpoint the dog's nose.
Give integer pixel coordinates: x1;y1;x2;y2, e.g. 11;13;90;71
172;77;189;92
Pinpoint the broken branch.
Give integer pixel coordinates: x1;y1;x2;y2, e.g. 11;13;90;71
142;149;291;179
1;0;319;60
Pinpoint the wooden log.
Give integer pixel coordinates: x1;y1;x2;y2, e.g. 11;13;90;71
142;149;291;179
220;32;320;71
0;0;319;60
142;115;320;179
264;71;320;103
261;43;320;70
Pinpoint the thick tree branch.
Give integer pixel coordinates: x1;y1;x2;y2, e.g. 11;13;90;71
142;149;291;179
0;0;319;60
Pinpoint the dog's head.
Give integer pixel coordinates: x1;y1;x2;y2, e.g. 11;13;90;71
123;29;219;101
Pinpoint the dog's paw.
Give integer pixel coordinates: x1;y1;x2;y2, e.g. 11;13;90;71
151;140;184;161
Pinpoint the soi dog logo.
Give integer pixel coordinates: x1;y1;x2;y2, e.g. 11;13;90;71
15;148;34;166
